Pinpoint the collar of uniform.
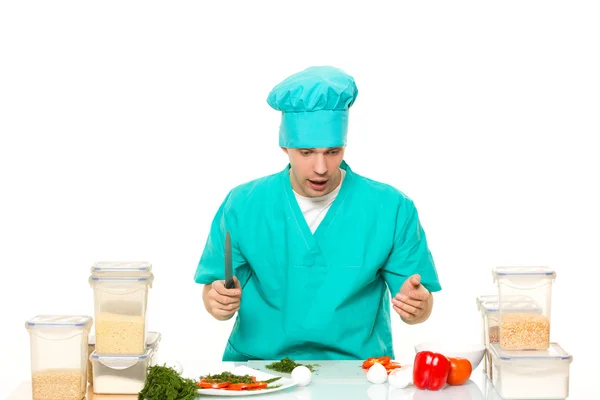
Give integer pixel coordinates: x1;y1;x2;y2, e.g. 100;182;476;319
281;159;355;240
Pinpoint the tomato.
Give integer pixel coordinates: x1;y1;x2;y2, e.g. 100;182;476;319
226;382;269;390
248;382;268;390
197;380;230;389
446;357;472;386
362;356;391;369
385;362;402;373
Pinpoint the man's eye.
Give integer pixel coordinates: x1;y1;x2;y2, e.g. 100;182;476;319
328;150;339;155
301;151;310;156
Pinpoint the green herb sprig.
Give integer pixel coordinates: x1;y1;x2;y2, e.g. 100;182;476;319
199;372;257;384
265;357;319;374
138;365;197;400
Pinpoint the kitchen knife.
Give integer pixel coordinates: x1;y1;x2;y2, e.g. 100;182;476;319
224;231;235;289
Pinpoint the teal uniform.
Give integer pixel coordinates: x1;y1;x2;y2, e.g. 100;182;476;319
194;161;441;361
194;65;441;361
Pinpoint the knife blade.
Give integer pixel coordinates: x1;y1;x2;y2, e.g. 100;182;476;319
224;231;235;289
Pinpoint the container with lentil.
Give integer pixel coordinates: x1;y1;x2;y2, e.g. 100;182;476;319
492;266;556;351
476;295;541;381
25;315;93;400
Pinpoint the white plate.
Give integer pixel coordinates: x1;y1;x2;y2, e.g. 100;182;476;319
196;365;297;396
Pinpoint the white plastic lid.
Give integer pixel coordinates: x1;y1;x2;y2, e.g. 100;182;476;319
492;266;556;280
26;315;93;330
476;295;498;310
91;261;152;274
146;332;161;349
490;342;572;362
90;347;153;369
88;273;154;287
477;295;540;313
88;331;160;348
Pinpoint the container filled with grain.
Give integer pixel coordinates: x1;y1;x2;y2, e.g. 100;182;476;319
489;342;572;399
89;261;154;355
87;331;161;384
90;346;155;394
25;315;93;400
492;266;556;350
476;295;541;381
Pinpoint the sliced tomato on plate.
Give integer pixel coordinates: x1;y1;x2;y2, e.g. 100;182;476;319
362;356;392;369
197;380;230;389
225;382;269;391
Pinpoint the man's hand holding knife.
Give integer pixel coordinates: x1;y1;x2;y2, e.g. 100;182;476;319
203;276;242;321
202;231;243;321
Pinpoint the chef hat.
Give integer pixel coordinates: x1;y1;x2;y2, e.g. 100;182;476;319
267;66;359;148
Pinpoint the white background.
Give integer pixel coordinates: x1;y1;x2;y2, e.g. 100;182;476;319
1;1;598;398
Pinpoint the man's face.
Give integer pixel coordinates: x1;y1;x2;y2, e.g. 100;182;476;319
283;146;345;197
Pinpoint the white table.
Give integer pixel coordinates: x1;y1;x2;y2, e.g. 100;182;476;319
6;360;503;400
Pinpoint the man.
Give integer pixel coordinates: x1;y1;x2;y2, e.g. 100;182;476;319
194;66;441;362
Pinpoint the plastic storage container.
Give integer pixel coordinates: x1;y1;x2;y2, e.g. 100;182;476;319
492;266;556;350
25;315;93;400
489;342;572;399
476;295;541;381
90;347;154;394
87;331;161;384
87;335;94;384
89;272;154;355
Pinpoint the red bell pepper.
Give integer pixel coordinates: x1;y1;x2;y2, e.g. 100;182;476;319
413;351;451;391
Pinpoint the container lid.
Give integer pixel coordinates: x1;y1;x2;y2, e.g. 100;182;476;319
90;347;153;369
26;315;93;330
490;342;572;362
492;266;556;280
477;295;541;313
146;331;161;349
476;295;498;311
88;331;161;348
91;261;152;274
88;273;154;287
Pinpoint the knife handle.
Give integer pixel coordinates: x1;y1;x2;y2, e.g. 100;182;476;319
225;278;235;289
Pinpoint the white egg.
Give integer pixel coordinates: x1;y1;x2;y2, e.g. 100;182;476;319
366;362;388;384
291;365;312;386
387;367;412;389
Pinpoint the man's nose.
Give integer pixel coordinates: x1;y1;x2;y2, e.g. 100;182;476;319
314;155;327;175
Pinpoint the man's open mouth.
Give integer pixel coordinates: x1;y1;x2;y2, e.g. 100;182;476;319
308;179;328;190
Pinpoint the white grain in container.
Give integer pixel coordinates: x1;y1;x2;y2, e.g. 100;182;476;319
489;342;572;399
90;347;154;394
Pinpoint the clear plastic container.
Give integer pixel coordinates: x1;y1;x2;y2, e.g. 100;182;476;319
87;331;161;384
91;261;152;278
90;347;154;394
89;274;154;355
25;315;93;400
492;266;556;350
476;295;541;381
489;342;572;399
87;335;94;384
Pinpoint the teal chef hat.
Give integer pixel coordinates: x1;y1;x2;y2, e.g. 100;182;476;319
267;66;358;148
